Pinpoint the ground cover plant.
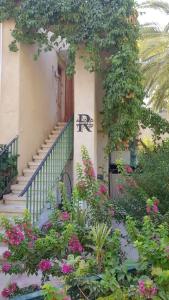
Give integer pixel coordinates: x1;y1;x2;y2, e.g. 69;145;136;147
0;148;169;299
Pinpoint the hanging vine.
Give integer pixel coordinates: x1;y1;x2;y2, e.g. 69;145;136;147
1;0;145;150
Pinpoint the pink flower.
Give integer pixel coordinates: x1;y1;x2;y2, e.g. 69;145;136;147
109;209;115;217
5;225;25;246
64;297;71;300
125;165;133;174
60;211;70;221
61;263;73;274
138;280;157;298
43;222;52;231
1;288;11;298
1;283;18;298
153;204;158;214
2;263;11;273
9;283;17;293
146;205;151;214
68;235;83;253
99;184;107;194
3;250;11;259
38;259;52;272
116;184;124;192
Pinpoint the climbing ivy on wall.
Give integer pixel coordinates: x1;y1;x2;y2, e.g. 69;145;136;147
0;0;164;150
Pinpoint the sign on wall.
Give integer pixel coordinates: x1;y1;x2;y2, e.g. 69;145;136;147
76;114;94;132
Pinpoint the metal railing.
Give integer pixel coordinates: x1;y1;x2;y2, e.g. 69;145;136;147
19;117;74;224
0;136;18;199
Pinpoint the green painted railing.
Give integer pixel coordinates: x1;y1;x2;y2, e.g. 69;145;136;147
19;117;74;224
0;136;18;199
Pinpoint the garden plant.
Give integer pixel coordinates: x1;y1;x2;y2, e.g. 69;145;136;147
0;148;169;299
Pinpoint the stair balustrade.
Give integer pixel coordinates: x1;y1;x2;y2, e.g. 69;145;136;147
19;117;74;224
0;137;18;199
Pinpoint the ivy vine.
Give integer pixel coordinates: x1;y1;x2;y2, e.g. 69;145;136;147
0;0;163;150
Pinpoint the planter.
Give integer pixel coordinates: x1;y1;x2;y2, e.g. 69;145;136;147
10;291;43;300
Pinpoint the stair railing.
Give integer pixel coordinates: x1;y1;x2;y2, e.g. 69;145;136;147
0;136;18;199
19;117;74;224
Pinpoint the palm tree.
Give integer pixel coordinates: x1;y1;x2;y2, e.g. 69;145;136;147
138;1;169;111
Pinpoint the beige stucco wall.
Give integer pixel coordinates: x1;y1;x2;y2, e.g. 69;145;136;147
0;21;59;174
0;20;20;144
18;44;58;173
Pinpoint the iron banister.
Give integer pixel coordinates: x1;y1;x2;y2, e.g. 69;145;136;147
19;117;74;224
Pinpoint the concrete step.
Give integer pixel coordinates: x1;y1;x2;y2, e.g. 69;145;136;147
11;184;25;194
0;204;26;216
17;176;31;183
3;194;26;205
33;155;45;161
48;133;60;139
41;144;51;149
23;168;34;177
44;140;54;146
38;148;48;154
28;161;41;168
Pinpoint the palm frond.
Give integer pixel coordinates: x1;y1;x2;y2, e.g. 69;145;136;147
139;1;169;14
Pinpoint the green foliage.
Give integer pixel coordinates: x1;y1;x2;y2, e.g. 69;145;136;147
0;0;144;150
0;153;18;197
113;140;169;224
43;284;69;300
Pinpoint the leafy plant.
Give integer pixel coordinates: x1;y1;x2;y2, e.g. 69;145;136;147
90;224;111;272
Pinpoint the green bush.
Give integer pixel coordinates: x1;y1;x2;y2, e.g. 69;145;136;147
113;140;169;224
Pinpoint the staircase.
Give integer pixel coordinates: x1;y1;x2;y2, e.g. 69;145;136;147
0;118;74;273
0;122;66;218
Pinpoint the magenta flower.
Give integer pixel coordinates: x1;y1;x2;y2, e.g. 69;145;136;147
3;250;11;259
61;263;73;274
38;259;52;272
2;263;11;273
68;235;83;253
1;288;11;298
60;211;70;221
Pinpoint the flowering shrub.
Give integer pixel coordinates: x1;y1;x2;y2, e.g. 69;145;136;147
1;148;169;299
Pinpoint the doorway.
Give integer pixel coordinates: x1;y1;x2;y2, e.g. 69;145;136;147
56;65;74;122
